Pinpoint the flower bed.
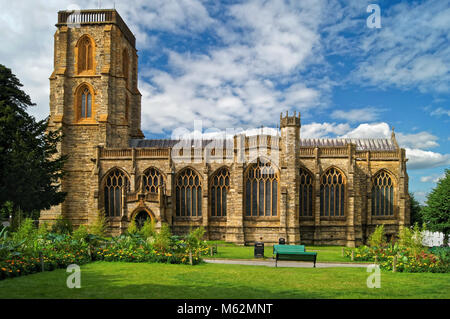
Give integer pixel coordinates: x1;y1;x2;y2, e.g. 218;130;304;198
344;245;449;273
0;222;210;280
93;246;205;265
0;248;91;280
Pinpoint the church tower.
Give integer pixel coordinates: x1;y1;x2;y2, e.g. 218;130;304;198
41;9;143;226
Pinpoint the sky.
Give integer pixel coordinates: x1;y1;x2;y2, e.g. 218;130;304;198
0;0;449;203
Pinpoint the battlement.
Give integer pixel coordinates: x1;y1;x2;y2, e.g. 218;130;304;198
57;9;135;47
280;111;301;128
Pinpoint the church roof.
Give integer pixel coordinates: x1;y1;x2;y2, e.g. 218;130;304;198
299;138;397;151
129;139;231;148
130;137;397;151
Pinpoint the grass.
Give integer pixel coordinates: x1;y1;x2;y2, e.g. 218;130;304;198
0;261;448;299
209;243;364;263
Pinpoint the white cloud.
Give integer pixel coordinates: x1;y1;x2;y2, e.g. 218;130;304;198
120;0;214;34
430;107;450;117
396;132;440;149
353;0;450;92
299;121;450;171
339;122;391;139
301;122;351;138
420;173;445;183
0;0;215;122
139;0;328;134
331;107;383;123
0;0;81;120
405;148;450;170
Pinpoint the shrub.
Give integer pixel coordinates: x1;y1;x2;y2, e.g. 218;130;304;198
9;208;25;232
89;210;107;237
12;218;36;244
154;224;172;252
139;219;155;239
398;223;425;256
0;226;24;260
127;219;138;235
51;216;73;234
368;225;387;248
37;222;50;238
429;247;450;265
72;225;90;242
344;245;373;261
186;227;206;250
1;221;207;281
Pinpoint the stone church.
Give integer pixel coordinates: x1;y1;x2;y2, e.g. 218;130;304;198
41;9;410;247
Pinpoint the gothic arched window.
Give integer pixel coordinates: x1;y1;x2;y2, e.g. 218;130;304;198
175;168;202;217
245;158;279;217
210;167;230;217
142;168;164;193
299;168;314;217
320;167;345;217
104;169;130;217
77;35;94;74
75;84;94;121
372;170;394;216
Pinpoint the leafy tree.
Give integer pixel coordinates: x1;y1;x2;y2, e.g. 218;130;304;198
409;192;423;226
0;64;66;216
421;169;450;246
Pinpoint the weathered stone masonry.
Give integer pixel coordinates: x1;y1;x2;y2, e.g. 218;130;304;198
41;9;410;247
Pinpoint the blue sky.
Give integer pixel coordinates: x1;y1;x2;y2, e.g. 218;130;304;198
0;0;449;203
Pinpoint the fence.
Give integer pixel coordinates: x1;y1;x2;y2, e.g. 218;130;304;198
422;230;449;247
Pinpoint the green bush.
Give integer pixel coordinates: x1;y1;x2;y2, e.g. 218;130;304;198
89;210;107;237
344;245;373;261
139;219;155;239
51;216;73;234
72;225;90;242
154;224;172;252
9;208;25;232
1;221;207;281
37;222;50;238
126;220;138;235
12;218;36;244
186;227;206;250
429;247;450;265
0;226;24;260
368;225;387;248
398;223;425;256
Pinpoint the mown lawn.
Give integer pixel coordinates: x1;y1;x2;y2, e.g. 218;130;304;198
209;243;363;263
0;261;448;299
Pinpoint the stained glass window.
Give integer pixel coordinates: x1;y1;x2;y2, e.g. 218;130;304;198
320;168;345;217
245;159;279;217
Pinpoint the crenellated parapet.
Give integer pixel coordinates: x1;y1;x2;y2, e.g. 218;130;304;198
280;111;301;128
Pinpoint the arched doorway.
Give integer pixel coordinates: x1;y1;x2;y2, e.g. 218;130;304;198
133;210;153;229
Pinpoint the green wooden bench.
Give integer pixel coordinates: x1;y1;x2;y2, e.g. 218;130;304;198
273;245;317;267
